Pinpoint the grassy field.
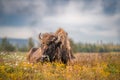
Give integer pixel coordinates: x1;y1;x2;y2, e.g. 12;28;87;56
0;52;120;80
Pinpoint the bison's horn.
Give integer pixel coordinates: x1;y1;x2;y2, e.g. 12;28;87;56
39;33;42;39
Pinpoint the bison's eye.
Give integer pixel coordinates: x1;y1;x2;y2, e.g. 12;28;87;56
42;42;45;44
41;42;45;48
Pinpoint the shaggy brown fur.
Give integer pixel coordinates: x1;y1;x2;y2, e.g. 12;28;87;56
27;28;75;64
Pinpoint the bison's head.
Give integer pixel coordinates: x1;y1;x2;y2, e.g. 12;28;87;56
39;33;61;62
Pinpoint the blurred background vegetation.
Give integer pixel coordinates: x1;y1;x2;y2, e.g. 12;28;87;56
0;37;34;52
0;37;120;53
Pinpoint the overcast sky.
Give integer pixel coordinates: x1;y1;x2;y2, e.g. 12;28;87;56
0;0;120;43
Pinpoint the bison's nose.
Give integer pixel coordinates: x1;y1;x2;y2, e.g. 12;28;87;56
40;57;44;62
40;55;50;62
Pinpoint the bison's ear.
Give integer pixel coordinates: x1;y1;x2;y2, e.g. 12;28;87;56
55;36;60;43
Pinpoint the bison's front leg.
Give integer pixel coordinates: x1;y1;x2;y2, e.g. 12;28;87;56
27;48;42;63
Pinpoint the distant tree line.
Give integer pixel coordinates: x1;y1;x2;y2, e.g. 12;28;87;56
70;39;120;53
0;37;120;53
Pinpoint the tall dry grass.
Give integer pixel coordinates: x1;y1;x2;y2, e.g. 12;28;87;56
0;52;120;80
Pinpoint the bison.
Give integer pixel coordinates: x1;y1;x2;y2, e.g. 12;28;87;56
27;28;75;64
